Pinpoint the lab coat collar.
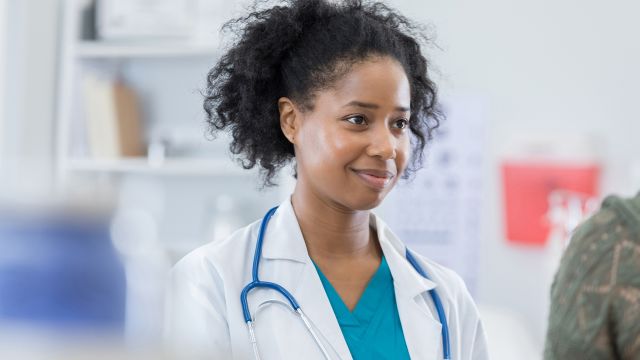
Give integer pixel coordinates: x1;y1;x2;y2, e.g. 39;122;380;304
261;198;309;263
261;197;438;297
370;213;438;298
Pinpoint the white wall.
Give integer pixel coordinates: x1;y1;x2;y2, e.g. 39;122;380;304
390;0;640;353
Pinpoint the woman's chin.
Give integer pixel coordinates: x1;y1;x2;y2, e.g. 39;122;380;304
345;191;389;211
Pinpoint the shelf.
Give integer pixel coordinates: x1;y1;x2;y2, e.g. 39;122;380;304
75;41;218;58
65;157;248;176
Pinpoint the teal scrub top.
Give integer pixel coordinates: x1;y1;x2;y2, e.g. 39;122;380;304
313;257;411;360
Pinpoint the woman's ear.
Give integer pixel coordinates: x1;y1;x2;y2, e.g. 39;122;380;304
278;97;299;144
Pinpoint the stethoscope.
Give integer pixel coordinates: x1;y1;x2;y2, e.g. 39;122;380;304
240;206;451;360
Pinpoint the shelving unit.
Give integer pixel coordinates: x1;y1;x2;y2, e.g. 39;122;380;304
76;41;219;58
55;0;294;262
56;0;229;182
65;157;247;176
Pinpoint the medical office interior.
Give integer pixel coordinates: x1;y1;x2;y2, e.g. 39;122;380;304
1;0;639;358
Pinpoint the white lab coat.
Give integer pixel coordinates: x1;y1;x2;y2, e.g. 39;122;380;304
166;197;489;359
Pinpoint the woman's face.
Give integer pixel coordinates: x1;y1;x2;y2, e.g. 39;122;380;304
282;56;412;211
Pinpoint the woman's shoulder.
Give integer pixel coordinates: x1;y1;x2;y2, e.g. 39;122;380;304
165;218;264;357
172;218;262;282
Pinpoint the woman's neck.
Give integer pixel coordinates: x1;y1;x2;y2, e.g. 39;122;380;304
291;183;380;261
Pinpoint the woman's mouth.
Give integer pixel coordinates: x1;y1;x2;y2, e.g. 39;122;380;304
352;169;395;191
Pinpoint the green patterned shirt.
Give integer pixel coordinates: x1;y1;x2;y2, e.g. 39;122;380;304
545;192;640;359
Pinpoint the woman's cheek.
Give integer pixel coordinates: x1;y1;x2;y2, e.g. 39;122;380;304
303;128;341;168
316;126;349;154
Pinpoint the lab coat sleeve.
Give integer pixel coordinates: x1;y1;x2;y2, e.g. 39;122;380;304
164;253;232;358
469;309;490;360
450;269;490;360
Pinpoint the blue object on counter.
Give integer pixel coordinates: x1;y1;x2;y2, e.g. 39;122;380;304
0;210;126;330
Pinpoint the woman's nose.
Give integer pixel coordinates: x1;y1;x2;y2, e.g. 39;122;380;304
365;126;397;160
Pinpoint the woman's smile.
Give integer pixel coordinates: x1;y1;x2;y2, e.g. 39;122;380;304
351;168;395;191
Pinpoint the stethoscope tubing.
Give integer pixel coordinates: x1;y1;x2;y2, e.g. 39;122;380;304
241;207;300;323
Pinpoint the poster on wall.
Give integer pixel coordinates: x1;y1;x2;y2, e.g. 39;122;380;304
380;96;485;296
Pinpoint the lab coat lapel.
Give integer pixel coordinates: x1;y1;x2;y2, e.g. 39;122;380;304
395;291;444;359
374;213;444;360
291;260;354;360
261;199;353;360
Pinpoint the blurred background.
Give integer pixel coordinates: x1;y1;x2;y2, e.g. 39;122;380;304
1;0;639;358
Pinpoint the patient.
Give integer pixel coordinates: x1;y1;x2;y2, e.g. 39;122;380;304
545;191;640;359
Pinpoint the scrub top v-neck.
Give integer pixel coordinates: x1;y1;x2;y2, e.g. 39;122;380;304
312;256;411;360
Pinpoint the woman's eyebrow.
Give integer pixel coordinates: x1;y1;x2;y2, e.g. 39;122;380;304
343;100;409;112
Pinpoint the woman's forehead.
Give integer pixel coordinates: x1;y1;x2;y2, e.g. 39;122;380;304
318;57;411;110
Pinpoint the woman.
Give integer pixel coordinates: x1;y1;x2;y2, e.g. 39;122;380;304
166;0;488;359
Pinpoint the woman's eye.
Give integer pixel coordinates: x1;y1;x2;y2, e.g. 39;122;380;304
345;115;367;125
394;119;409;129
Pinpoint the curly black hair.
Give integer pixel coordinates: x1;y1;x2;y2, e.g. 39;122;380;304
204;0;442;186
